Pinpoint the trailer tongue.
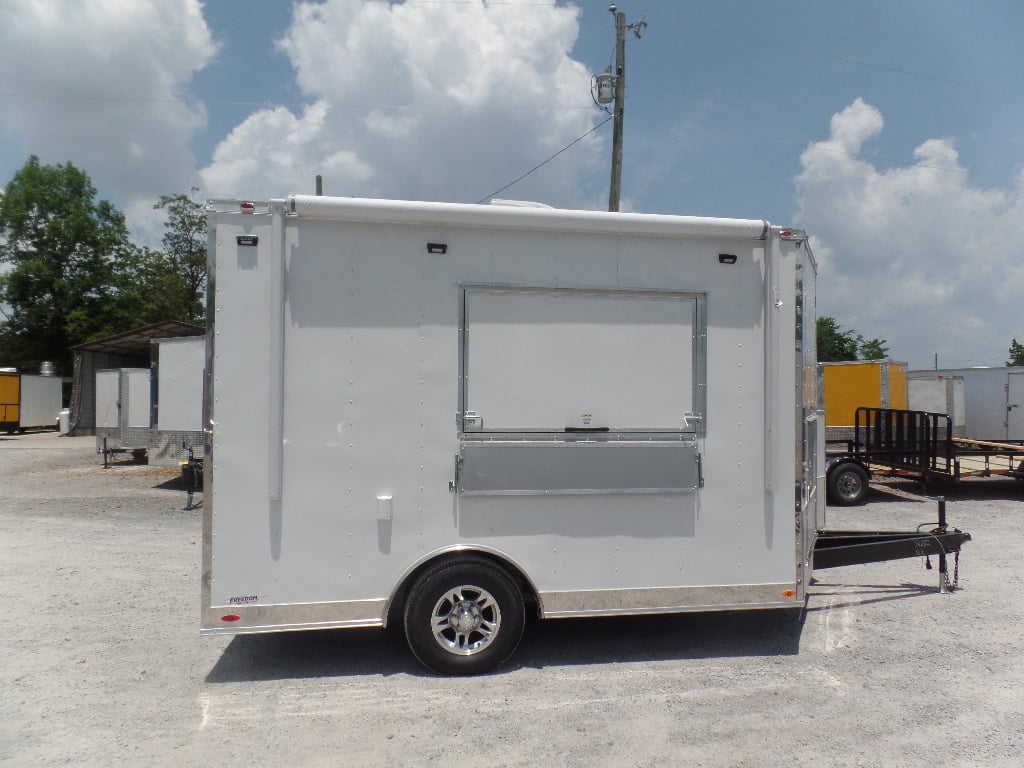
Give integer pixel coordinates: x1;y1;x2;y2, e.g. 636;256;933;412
814;496;970;593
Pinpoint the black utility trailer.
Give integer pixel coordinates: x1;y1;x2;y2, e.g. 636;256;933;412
826;407;1024;506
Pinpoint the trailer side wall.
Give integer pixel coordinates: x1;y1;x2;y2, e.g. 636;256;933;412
203;199;814;634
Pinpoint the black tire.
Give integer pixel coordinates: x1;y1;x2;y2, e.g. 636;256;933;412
403;556;525;675
827;462;869;506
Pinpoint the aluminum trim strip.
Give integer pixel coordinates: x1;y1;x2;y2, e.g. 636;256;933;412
202;598;388;633
539;583;802;618
200;219;217;623
201;619;383;637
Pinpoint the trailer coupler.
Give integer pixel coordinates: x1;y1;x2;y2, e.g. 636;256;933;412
813;498;970;593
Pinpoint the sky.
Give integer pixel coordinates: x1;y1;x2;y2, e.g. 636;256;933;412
0;0;1022;369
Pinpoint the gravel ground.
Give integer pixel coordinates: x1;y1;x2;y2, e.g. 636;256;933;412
2;431;1022;767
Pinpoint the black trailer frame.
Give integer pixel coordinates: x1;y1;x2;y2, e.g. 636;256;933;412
813;496;970;593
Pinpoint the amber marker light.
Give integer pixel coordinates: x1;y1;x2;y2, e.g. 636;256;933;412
781;590;797;598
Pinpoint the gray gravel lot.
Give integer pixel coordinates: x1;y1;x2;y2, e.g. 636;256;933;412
2;431;1022;767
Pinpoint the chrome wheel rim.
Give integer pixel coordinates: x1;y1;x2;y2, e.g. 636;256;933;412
836;471;863;500
430;585;501;656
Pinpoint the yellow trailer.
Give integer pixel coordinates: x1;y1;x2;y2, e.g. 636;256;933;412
822;360;907;429
0;371;20;431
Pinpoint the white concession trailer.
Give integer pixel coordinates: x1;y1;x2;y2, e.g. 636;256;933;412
202;196;965;674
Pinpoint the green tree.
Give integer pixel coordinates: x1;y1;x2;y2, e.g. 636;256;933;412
1008;338;1024;366
93;190;208;330
151;188;207;324
817;316;890;362
816;316;861;362
859;338;890;360
0;156;135;374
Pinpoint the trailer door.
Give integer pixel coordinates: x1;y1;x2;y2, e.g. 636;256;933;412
0;373;19;428
458;286;705;495
95;371;120;429
1009;372;1024;439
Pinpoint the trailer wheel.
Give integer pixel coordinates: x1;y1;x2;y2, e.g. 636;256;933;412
827;462;869;506
403;556;525;675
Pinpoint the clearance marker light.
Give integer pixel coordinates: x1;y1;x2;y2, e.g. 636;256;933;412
240;201;256;213
781;590;797;598
221;614;241;622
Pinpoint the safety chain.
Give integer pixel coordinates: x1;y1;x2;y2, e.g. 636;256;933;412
925;549;962;592
943;549;961;592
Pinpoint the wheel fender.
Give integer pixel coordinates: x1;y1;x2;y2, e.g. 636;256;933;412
826;457;870;480
385;545;539;627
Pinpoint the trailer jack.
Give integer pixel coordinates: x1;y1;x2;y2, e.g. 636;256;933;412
180;445;204;511
813;496;969;593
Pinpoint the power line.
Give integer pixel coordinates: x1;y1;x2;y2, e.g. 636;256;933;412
475;114;613;203
0;90;596;111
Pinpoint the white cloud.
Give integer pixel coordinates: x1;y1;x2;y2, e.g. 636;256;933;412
201;0;602;206
0;0;216;242
796;99;1024;369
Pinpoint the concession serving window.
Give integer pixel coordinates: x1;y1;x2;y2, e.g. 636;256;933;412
457;286;707;495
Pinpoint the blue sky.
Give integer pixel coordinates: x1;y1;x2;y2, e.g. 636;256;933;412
1;0;1022;368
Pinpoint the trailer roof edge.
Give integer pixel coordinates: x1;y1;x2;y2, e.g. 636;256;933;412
286;195;771;241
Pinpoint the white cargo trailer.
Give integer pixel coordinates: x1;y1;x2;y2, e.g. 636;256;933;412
95;368;151;462
149;336;205;467
909;367;1024;442
907;375;966;437
202;196;966;674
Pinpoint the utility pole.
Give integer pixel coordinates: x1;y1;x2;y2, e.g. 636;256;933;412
608;8;626;212
602;5;645;212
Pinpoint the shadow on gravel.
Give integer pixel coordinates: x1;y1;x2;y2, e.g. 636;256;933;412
807;582;940;611
512;609;803;671
206;627;424;681
205;608;804;682
866;477;1023;504
153;475;193;491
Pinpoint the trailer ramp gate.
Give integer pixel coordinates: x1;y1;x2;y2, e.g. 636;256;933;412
855;407;953;478
847;406;1024;481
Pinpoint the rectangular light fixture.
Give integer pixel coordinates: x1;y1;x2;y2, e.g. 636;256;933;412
427;242;448;254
